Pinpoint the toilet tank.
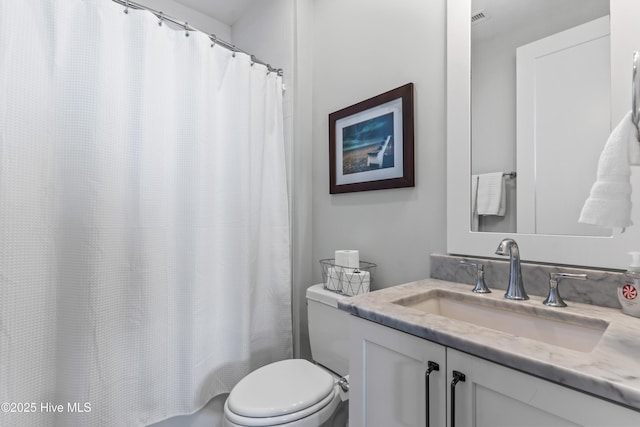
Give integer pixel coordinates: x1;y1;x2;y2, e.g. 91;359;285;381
306;284;350;377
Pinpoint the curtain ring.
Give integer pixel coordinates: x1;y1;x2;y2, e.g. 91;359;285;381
232;46;237;58
157;11;164;26
124;0;129;14
184;22;190;37
210;34;217;48
250;55;256;66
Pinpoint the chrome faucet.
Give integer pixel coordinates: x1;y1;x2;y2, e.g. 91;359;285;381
543;272;587;307
460;260;491;293
494;239;529;300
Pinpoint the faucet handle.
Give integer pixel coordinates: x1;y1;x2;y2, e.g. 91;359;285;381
460;260;491;294
543;273;587;307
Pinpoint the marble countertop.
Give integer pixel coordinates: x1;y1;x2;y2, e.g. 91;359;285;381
338;278;640;411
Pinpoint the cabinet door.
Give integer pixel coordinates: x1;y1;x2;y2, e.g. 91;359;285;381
349;316;446;427
447;348;640;427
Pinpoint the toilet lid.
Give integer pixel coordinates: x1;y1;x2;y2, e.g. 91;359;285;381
227;359;335;419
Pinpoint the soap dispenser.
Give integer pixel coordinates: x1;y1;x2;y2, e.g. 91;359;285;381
618;252;640;318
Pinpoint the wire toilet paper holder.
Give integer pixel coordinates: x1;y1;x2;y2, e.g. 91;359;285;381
319;259;376;296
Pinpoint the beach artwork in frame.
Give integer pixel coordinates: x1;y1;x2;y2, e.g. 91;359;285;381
329;83;415;194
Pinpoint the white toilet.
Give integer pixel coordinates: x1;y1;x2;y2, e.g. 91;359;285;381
223;284;350;427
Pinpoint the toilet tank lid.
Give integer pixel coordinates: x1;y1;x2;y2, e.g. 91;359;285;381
227;359;334;419
306;283;349;308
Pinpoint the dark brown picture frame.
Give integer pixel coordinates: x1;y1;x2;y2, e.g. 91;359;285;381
329;83;415;194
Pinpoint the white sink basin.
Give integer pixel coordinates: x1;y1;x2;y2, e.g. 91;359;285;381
392;289;608;353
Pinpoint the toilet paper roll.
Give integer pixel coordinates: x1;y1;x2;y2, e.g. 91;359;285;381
325;267;342;292
335;250;359;269
341;269;370;296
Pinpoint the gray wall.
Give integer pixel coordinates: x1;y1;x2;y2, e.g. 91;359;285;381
302;0;448;357
310;0;447;289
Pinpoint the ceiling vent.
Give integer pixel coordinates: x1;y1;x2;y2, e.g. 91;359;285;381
471;10;489;25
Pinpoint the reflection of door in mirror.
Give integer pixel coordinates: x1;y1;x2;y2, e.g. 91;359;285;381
470;0;610;235
517;16;610;236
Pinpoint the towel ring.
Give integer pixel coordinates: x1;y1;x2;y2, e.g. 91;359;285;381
632;51;640;141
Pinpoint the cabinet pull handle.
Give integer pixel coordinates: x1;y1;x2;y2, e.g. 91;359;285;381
425;361;439;427
450;371;466;427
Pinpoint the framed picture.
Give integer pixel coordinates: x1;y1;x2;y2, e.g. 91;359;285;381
329;83;415;194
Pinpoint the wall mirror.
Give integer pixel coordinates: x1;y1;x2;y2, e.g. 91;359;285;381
447;0;640;269
471;0;609;237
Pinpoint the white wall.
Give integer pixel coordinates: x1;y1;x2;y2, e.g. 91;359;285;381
134;0;231;38
310;0;447;291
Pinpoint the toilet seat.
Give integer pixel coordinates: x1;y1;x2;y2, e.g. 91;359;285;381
225;388;338;426
224;359;339;427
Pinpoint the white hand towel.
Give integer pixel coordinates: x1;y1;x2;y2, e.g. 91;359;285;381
471;174;480;231
476;172;506;216
579;111;636;230
630;117;640;166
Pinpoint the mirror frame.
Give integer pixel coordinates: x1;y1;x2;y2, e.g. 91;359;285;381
447;0;639;270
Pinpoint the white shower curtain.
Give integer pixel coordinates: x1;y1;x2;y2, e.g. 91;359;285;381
0;1;292;426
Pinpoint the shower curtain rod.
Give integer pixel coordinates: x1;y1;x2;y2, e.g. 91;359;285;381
111;0;283;76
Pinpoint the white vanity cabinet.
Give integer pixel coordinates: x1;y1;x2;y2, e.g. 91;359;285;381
349;315;446;427
448;348;640;427
349;316;640;427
